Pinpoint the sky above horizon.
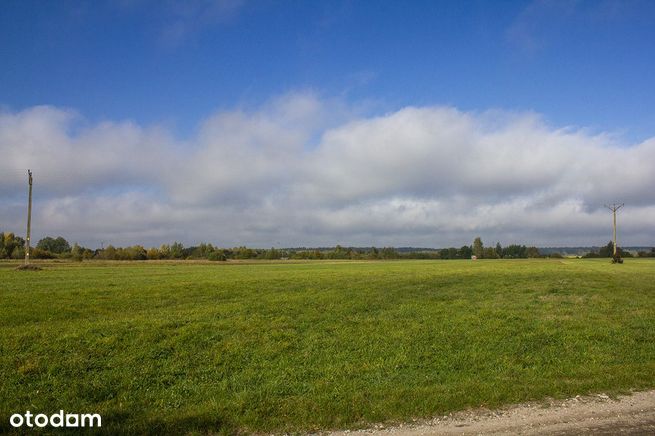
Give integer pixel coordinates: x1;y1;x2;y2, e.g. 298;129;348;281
1;0;655;248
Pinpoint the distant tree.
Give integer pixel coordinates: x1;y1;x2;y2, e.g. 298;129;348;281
35;236;52;253
71;243;83;262
127;245;147;260
472;237;484;258
159;244;172;259
147;247;160;260
458;245;472;259
3;232;19;258
207;250;226;261
114;247;128;260
32;247;55;259
599;241;614;257
170;242;184;259
0;232;6;259
233;246;256;259
380;247;398;259
405;250;440;259
3;232;13;248
36;236;71;254
327;245;349;259
0;233;25;259
10;246;25;259
483;246;497;259
595;241;630;258
55;236;71;253
638;248;655;258
495;242;503;259
191;243;215;259
369;247;380;259
504;244;527;258
526;246;541;258
101;245;117;260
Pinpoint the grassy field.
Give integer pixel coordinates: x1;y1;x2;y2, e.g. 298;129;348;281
1;259;654;434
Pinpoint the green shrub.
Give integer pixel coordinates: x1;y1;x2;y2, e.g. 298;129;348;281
208;251;226;261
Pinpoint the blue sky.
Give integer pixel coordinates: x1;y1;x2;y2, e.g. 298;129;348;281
1;0;655;248
3;0;654;140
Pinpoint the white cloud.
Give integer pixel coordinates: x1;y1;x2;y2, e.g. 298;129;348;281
1;93;654;248
0;105;177;196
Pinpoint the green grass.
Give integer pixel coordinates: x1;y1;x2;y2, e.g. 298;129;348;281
1;259;654;434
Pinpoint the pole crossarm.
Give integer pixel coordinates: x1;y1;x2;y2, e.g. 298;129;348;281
604;203;624;212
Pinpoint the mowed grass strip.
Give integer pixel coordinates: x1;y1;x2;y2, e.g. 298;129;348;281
1;259;654;434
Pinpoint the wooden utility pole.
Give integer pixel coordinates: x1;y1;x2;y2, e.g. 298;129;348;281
25;169;33;265
604;203;623;257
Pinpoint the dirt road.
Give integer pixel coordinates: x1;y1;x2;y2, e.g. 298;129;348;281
328;390;655;435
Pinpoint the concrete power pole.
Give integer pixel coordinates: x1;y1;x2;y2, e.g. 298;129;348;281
24;169;33;265
604;203;624;258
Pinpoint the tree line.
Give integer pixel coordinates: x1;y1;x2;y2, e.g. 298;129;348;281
2;231;653;261
441;237;542;259
582;241;655;258
0;234;409;261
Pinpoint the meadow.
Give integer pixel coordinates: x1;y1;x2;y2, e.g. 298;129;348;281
1;259;654;434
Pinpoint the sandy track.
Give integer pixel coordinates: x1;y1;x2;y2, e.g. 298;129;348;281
327;390;655;435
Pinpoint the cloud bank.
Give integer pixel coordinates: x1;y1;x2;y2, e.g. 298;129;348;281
2;92;654;248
